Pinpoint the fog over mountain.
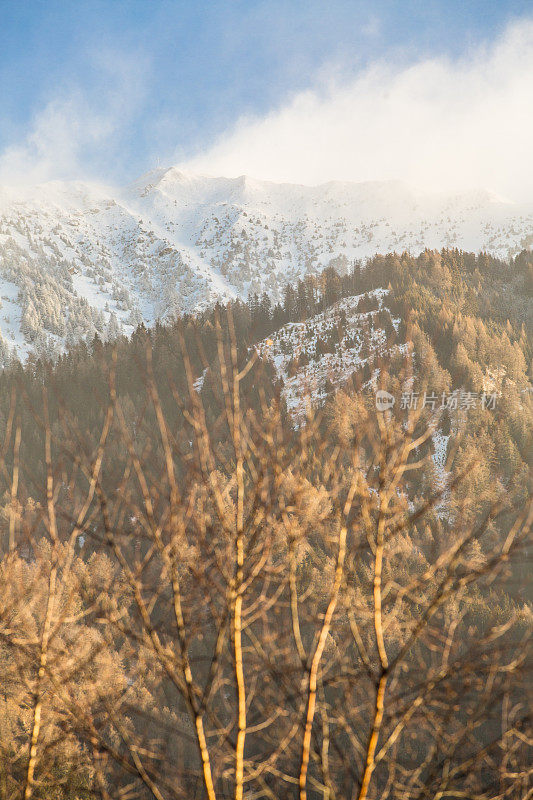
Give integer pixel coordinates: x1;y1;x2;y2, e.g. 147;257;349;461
0;166;531;361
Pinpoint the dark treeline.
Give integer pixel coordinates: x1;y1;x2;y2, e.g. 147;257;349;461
6;245;532;384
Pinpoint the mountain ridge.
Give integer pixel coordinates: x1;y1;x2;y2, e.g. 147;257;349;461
0;168;531;362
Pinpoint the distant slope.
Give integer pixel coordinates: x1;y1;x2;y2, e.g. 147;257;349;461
0;168;531;361
256;288;399;421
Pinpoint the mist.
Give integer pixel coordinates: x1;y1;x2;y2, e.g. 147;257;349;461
1;18;532;201
183;19;533;202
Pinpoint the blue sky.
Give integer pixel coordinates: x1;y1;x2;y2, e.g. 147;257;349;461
0;0;532;192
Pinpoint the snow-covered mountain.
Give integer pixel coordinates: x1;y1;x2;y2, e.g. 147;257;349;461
0;167;531;361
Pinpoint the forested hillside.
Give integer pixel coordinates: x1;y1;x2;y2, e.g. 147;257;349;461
2;247;530;486
0;247;531;799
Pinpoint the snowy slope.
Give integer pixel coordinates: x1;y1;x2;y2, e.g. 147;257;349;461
0;167;531;361
256;288;401;421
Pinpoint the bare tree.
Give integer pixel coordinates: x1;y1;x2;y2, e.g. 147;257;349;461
0;318;531;800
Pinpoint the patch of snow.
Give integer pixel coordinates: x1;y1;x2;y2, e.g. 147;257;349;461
193;368;208;393
431;430;451;516
257;289;401;421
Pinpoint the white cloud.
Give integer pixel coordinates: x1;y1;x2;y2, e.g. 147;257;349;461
183;19;533;202
0;51;148;187
0;95;111;186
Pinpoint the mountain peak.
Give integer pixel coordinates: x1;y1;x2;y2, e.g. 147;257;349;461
0;166;530;364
